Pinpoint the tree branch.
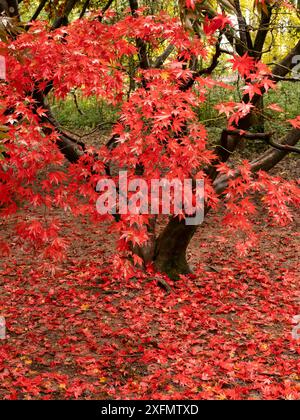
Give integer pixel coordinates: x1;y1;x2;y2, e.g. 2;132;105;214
30;0;47;21
52;0;79;29
234;0;253;52
32;89;83;163
223;129;300;153
253;3;273;58
153;44;174;68
79;0;90;19
272;39;300;80
250;128;300;171
97;0;115;21
270;75;300;83
181;37;222;91
128;0;150;70
214;128;300;194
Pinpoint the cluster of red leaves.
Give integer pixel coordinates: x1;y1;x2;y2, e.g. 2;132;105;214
0;10;299;265
0;220;299;399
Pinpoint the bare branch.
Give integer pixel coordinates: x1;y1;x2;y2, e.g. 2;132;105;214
128;0;150;70
97;0;115;21
272;39;300;80
234;0;253;52
223;129;300;153
30;0;47;21
79;0;90;19
270;75;300;83
153;44;175;68
214;128;300;194
251;128;300;171
52;0;79;29
253;3;273;58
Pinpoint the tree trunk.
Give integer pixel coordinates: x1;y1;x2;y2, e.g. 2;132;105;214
154;217;197;279
52;0;79;29
254;96;264;133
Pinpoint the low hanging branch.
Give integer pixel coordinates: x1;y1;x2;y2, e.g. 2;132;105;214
223;129;300;154
264;134;300;154
43;109;86;150
214;128;300;194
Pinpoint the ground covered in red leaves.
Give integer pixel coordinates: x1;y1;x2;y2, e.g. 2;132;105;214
0;197;299;400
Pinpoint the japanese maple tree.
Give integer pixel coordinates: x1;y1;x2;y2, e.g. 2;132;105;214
0;0;299;279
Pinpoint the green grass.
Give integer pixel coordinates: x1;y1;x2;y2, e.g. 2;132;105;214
50;94;119;131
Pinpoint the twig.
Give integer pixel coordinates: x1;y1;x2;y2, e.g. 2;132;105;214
79;122;115;138
71;90;84;115
147;277;174;294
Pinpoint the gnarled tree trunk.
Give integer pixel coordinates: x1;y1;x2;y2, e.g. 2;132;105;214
154;218;197;278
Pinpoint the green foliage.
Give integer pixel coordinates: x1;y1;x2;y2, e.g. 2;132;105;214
50;94;119;130
200;81;300;139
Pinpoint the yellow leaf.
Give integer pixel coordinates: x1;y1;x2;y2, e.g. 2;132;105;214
161;71;169;80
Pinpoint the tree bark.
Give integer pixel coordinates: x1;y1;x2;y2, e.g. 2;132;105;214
30;0;47;22
52;0;79;29
154;218;197;279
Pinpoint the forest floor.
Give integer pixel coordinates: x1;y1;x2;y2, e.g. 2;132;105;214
0;151;299;400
